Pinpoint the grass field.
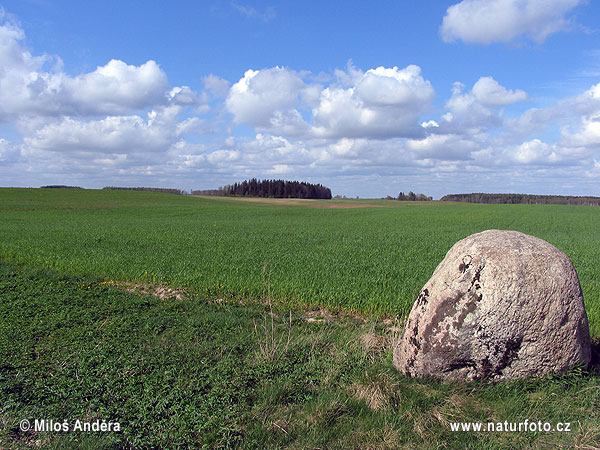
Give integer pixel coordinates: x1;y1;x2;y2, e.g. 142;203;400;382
1;188;599;449
1;188;599;336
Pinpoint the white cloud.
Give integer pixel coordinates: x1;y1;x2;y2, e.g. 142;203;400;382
354;66;434;107
203;74;231;98
406;134;478;160
440;0;584;44
471;77;527;106
176;117;205;136
511;139;558;164
421;120;439;128
65;59;169;114
267;163;292;175
312;65;435;138
206;149;241;163
2;10;600;198
168;86;203;106
441;77;527;131
0;17;199;121
225;64;435;139
226;67;307;134
0;138;19;163
561;83;600;148
24;107;181;155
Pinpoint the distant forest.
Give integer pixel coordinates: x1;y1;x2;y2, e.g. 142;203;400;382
441;193;600;206
103;187;184;195
385;191;433;201
193;179;332;199
41;185;82;189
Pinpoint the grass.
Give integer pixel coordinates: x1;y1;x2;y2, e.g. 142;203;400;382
1;188;599;448
0;188;599;336
1;262;599;449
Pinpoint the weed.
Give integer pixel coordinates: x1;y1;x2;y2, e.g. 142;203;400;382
253;264;292;362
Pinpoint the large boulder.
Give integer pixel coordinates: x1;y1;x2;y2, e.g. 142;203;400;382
394;229;591;381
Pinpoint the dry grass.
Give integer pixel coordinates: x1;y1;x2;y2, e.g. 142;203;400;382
122;281;188;300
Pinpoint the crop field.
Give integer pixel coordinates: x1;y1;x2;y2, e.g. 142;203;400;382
1;188;599;449
1;188;599;336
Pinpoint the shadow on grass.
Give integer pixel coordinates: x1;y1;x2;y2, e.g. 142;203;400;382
590;338;600;374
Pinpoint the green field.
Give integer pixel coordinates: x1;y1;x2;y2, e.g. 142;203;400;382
1;188;599;336
1;188;599;449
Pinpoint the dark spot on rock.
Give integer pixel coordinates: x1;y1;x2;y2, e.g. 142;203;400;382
459;255;473;273
443;359;476;373
416;288;430;306
480;357;495;380
469;265;483;289
421;293;462;341
493;337;523;376
409;335;421;351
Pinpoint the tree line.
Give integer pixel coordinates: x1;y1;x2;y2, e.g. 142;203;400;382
193;179;332;199
103;187;184;195
440;193;600;206
385;191;433;201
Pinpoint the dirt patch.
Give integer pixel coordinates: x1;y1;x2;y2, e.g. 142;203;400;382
303;309;338;323
122;282;188;300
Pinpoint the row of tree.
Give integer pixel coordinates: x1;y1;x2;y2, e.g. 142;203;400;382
385;191;433;201
194;179;332;199
41;185;82;189
440;193;600;206
102;187;184;195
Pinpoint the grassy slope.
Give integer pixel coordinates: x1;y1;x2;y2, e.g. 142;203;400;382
0;188;599;336
1;262;599;449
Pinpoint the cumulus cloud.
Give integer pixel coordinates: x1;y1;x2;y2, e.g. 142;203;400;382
312;65;435;138
440;0;584;44
405;134;478;160
226;64;435;139
441;77;527;131
3;9;600;198
65;60;169;113
558;85;600;150
24;106;182;155
0;16;200;121
471;77;527;106
226;67;308;134
203;74;231;98
510;139;559;164
0;138;19;163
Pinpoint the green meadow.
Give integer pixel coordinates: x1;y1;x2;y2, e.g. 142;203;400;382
1;188;599;335
1;188;599;449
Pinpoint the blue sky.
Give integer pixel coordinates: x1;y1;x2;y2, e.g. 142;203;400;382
1;0;600;198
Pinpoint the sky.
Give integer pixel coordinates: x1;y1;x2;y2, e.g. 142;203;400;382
1;0;600;198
